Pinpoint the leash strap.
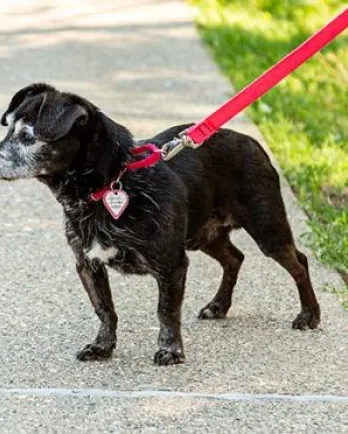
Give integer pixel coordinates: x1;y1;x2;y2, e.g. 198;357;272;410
183;7;348;146
90;8;347;199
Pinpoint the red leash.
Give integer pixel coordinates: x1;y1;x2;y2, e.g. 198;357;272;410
185;7;348;145
163;7;348;159
90;8;347;206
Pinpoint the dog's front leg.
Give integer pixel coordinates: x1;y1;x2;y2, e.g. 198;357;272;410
154;255;188;366
75;258;118;361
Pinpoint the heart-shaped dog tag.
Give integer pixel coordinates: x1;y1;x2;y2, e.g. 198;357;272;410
103;189;129;220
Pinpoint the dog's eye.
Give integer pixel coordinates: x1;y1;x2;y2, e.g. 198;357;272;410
19;130;35;144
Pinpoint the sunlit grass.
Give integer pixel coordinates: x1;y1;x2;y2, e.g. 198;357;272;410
191;0;348;283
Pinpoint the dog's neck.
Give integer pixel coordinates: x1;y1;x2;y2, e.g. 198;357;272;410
39;112;134;206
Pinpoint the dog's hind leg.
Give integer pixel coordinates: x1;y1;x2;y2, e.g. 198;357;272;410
268;246;321;329
241;183;321;329
76;258;118;361
154;253;188;365
198;229;244;319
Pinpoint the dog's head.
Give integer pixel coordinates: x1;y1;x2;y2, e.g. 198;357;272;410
0;83;92;180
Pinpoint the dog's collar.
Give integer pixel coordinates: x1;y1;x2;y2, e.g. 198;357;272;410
89;144;162;202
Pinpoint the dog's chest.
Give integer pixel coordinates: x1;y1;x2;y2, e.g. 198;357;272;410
84;242;119;263
64;204;153;275
83;240;151;275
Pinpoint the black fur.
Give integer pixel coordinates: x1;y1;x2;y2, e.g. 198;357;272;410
0;84;320;365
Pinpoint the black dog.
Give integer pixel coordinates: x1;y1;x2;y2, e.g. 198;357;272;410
0;83;320;365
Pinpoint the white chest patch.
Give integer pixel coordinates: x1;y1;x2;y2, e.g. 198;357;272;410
85;242;118;263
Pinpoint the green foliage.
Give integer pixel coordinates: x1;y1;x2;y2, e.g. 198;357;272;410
192;0;348;282
218;0;343;21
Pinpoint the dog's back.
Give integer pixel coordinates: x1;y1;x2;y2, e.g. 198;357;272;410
147;124;285;250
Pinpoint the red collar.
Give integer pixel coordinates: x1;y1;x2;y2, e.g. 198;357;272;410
89;143;162;202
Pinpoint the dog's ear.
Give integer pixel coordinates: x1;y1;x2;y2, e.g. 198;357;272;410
34;92;88;142
1;83;54;126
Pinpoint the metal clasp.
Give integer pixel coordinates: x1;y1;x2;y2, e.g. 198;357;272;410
110;168;127;192
162;132;201;161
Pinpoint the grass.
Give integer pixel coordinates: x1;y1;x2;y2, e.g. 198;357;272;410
190;0;348;290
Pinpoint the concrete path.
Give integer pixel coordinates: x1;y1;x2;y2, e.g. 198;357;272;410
0;0;347;432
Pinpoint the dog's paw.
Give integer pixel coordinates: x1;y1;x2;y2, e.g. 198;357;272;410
76;342;115;361
198;301;229;320
292;310;321;330
154;348;185;366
